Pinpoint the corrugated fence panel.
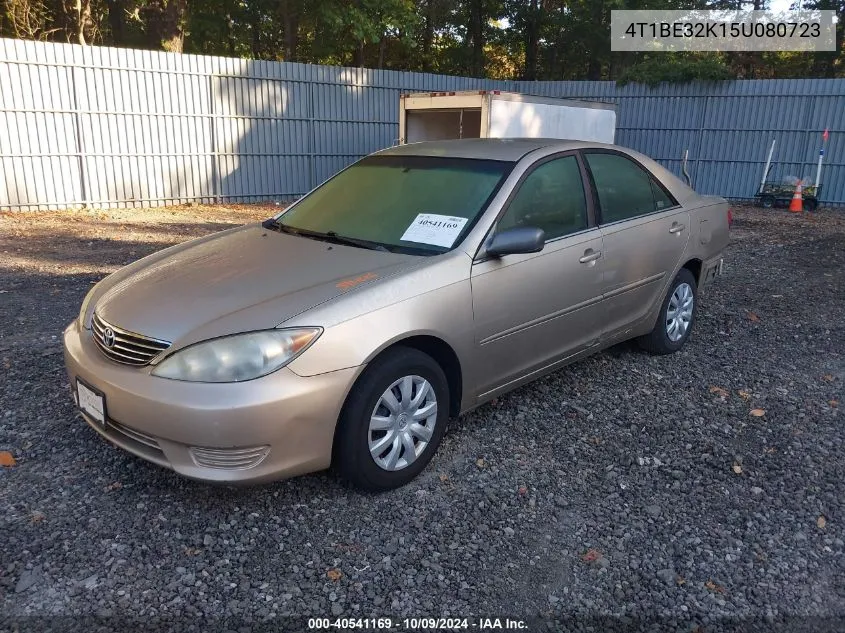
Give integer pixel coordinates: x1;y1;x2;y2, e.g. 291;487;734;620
2;38;845;209
0;39;82;210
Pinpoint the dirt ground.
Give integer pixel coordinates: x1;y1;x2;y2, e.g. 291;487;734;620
0;204;276;277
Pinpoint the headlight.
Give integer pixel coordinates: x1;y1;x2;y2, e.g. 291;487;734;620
151;328;322;383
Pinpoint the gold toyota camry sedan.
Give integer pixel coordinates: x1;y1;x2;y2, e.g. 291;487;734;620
64;139;730;491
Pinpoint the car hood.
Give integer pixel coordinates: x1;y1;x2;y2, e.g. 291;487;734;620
94;225;420;346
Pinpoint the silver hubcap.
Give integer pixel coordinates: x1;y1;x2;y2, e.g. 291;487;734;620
368;375;437;471
666;282;694;342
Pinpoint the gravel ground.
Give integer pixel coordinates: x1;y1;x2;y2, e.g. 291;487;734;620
1;204;843;632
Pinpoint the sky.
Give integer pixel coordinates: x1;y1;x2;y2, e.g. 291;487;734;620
768;0;795;11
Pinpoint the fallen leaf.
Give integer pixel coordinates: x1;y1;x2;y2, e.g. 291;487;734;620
104;481;122;491
518;485;528;496
732;462;743;475
817;516;827;529
749;409;766;417
709;386;729;398
588;436;602;445
747;311;761;322
822;374;834;382
438;474;449;483
476;458;486;468
0;451;16;467
326;568;342;581
676;576;686;586
705;579;726;594
582;548;601;562
184;547;201;556
764;447;777;454
737;390;751;400
31;511;46;523
829;400;839;408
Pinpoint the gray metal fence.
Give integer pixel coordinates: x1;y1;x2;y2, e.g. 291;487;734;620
2;37;844;210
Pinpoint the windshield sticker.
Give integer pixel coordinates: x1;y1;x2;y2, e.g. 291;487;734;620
400;214;469;248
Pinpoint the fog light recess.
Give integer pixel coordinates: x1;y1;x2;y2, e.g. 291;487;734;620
189;445;270;470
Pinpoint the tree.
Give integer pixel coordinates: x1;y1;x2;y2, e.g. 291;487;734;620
2;0;844;83
140;0;188;52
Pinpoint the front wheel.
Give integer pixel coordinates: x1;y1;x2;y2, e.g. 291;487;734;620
638;268;698;355
333;347;449;491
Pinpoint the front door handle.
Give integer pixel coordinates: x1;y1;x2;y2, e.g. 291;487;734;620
669;222;686;234
579;249;602;264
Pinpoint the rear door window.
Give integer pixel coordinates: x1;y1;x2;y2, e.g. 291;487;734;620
584;152;674;224
650;178;676;211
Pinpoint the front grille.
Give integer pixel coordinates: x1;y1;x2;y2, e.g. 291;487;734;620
91;312;170;366
190;445;270;470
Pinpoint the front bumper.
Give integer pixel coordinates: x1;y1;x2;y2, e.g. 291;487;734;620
63;320;361;484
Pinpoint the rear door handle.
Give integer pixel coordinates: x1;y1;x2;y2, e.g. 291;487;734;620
579;249;602;264
669;223;686;234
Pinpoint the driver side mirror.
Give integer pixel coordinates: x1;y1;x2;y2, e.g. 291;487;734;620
485;226;545;258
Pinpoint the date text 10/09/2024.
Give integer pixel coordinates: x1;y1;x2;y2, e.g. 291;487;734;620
307;618;528;630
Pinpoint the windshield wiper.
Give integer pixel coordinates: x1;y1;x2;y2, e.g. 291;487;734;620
262;217;291;233
263;220;390;252
321;231;390;252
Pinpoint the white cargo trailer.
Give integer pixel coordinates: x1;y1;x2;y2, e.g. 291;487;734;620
398;90;616;145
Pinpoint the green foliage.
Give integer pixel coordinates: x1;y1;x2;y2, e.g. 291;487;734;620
2;0;845;81
616;54;734;86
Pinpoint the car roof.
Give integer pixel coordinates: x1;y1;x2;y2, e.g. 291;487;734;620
375;138;600;161
375;138;702;204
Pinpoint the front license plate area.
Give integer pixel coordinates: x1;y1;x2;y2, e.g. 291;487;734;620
77;379;106;428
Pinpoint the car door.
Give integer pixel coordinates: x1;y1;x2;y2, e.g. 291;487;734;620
470;153;605;399
582;150;690;337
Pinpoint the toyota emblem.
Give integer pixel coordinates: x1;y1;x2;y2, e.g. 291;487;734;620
103;327;116;348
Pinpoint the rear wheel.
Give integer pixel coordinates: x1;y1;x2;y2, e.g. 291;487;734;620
333;347;449;491
760;195;774;209
804;198;818;212
638;268;698;355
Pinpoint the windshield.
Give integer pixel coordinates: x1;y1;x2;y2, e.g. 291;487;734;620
275;155;513;255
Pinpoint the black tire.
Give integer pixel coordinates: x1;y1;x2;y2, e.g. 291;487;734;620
638;268;698;355
760;196;774;209
804;198;818;212
333;347;449;492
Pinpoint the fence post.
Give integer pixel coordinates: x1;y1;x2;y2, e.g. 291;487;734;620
308;80;316;191
692;94;710;191
209;73;220;204
799;96;820;190
70;64;89;209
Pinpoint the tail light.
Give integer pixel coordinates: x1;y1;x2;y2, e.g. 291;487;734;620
727;207;733;228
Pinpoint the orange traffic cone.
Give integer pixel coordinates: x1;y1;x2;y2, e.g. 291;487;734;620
789;181;804;213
